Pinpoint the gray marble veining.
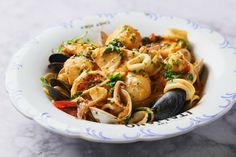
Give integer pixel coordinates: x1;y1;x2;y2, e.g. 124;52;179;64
1;0;236;156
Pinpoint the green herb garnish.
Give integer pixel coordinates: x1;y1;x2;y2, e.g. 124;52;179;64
106;73;122;87
71;92;83;99
178;39;191;51
123;116;130;125
107;99;114;104
186;73;193;81
120;25;128;33
57;31;88;52
104;39;123;56
163;63;180;81
164;63;172;71
163;71;179;81
40;77;49;85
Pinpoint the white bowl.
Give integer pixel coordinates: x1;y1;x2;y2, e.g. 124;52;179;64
5;12;236;143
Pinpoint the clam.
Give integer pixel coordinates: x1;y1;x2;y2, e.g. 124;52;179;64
117;89;132;123
49;53;69;63
88;82;133;124
89;107;118;124
151;89;187;121
76;86;108;119
112;81;132;123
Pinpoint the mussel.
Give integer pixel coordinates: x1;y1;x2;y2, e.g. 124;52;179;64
48;62;64;73
151;89;187;121
43;85;69;101
141;35;163;45
49;53;69;63
48;53;69;73
42;78;71;101
49;79;71;93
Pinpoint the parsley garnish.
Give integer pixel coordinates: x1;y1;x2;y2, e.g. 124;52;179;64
71;92;82;99
57;31;88;52
164;63;172;71
186;73;193;81
104;39;123;56
178;39;191;51
120;25;128;33
163;63;179;81
123;116;130;125
107;99;114;104
40;77;49;85
106;73;122;87
163;71;179;81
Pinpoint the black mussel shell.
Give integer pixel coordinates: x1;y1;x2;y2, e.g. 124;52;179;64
141;37;151;45
44;85;69;101
49;79;71;93
48;62;63;73
141;35;163;45
49;53;69;63
151;89;187;121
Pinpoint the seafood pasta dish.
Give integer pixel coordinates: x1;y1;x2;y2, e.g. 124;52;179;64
41;24;204;124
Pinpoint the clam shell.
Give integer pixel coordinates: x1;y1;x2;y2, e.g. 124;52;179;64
89;107;118;124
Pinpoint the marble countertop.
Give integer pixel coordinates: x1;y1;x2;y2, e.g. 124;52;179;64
1;0;236;156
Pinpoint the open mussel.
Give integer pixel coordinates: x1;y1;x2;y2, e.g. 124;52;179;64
141;35;163;45
48;53;69;73
48;62;64;73
49;79;71;93
151;89;187;121
43;85;69;101
49;53;69;63
42;78;71;101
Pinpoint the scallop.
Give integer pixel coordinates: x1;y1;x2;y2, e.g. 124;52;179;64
124;72;151;103
105;25;142;49
92;47;121;73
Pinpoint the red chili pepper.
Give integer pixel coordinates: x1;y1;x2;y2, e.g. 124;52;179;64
53;101;77;109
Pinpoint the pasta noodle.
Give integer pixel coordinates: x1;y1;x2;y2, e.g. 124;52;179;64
164;78;195;101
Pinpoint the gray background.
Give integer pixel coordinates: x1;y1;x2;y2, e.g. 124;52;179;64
1;0;236;156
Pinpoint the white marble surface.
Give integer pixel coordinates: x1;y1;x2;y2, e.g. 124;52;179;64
1;0;236;156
